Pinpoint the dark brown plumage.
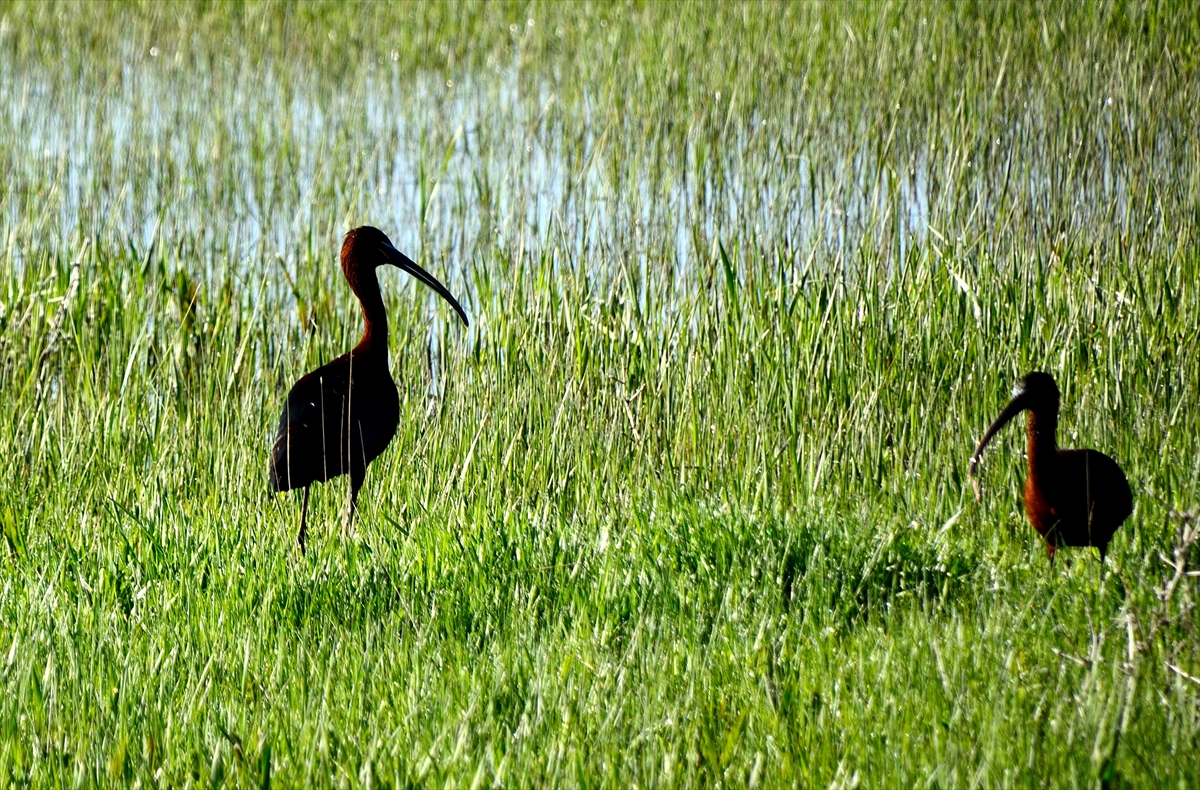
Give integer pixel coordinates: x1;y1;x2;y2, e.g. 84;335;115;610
969;371;1132;563
270;226;468;553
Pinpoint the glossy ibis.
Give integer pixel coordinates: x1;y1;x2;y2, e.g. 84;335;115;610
270;226;468;553
969;371;1132;563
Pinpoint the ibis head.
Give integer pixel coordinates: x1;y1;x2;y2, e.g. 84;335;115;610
969;371;1059;479
341;226;469;327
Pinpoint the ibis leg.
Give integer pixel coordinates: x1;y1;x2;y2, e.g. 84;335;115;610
297;486;310;555
344;471;363;535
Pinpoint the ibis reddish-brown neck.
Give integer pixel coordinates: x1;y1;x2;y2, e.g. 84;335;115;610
342;251;390;363
1025;404;1059;482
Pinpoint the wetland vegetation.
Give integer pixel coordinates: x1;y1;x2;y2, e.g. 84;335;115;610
0;1;1198;786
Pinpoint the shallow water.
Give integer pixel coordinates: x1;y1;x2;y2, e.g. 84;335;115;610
0;37;1180;320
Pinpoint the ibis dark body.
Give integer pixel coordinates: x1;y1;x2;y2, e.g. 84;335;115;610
970;371;1132;562
270;226;468;552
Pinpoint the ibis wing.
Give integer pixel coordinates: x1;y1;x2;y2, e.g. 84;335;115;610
1049;449;1133;550
269;356;351;491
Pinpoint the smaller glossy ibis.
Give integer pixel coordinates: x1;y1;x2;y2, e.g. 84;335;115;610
969;371;1132;563
270;226;468;553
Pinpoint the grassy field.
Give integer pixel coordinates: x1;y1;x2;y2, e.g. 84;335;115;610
1;1;1199;786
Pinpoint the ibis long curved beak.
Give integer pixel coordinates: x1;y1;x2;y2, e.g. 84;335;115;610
380;240;469;327
968;388;1031;499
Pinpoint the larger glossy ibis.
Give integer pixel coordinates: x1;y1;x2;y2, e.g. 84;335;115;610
969;371;1132;563
270;226;468;553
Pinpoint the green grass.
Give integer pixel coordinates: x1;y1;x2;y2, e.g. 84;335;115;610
1;0;1199;786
